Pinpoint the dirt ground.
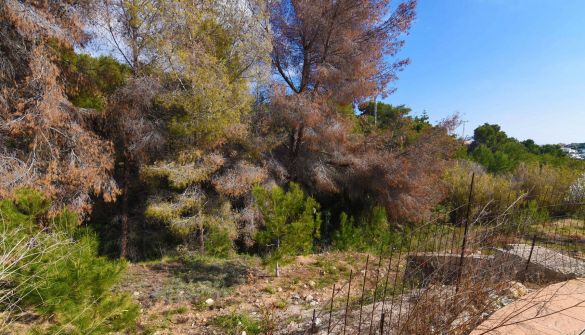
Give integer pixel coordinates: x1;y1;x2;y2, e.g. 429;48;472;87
119;252;374;334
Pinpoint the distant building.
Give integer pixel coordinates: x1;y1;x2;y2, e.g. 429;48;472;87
562;143;585;160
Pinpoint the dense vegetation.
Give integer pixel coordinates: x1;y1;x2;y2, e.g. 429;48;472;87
0;0;583;332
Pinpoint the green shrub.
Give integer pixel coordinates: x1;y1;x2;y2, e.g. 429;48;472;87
212;313;262;335
333;207;391;253
253;183;321;262
205;224;235;258
0;188;138;334
444;161;522;223
515;163;582;214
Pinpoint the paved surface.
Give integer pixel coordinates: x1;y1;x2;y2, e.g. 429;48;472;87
471;279;585;335
504;244;585;277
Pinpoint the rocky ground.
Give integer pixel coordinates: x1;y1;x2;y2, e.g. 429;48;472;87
116;251;537;335
118;252;375;334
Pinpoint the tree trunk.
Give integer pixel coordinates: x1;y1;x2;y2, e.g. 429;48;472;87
120;151;130;259
199;211;205;253
287;126;304;181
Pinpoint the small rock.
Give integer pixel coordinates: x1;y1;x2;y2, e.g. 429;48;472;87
309;300;317;306
500;296;513;306
277;287;283;292
291;293;300;300
205;298;214;306
133;291;140;297
241;332;247;335
505;281;528;299
308;280;316;288
305;295;314;302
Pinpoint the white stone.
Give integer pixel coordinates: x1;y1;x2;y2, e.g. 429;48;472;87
505;281;528;299
205;298;214;306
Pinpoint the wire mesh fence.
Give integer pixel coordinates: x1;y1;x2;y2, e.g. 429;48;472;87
299;173;585;335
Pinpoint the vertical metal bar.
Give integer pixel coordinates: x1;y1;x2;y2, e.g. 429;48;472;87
524;234;537;276
388;232;406;330
379;312;385;335
311;309;317;334
379;246;395;325
369;252;384;335
327;283;335;334
343;270;353;335
358;255;370;333
396;229;414;332
456;172;475;293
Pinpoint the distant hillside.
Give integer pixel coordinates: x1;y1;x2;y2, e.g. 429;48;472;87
562;143;585;159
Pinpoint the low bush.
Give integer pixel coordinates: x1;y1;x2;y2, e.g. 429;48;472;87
0;188;138;334
253;183;321;263
332;206;392;253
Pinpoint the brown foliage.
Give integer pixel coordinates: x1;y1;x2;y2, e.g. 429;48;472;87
265;0;458;222
270;0;416;100
0;0;117;215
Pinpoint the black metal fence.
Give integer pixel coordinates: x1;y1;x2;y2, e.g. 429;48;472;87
300;174;585;334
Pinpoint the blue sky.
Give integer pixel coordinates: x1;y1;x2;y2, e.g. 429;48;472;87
386;0;585;144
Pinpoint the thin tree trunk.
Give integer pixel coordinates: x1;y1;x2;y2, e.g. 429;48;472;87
199;210;205;253
120;151;130;259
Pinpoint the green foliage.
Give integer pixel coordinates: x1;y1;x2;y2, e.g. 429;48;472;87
0;189;138;334
156;15;252;150
56;46;131;111
515;163;583;213
52;208;80;235
356;102;432;135
468;123;576;174
212;313;263;335
444;160;584;221
444;162;522;222
145;192;237;258
12;188;50;219
205;224;235;258
411;111;431;132
332;207;391;253
253;183;321;261
517;200;549;226
358;102;411;129
332;207;415;253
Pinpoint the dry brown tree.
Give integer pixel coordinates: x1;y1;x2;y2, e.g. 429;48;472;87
0;0;118;215
266;0;459;222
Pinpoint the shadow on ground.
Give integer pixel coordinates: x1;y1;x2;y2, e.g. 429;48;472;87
175;259;252;288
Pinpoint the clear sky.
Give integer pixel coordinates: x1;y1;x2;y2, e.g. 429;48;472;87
385;0;585;144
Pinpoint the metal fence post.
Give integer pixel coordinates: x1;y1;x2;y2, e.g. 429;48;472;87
456;173;475;293
523;234;537;281
343;270;353;335
327;283;335;334
379;312;385;335
358;255;370;333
